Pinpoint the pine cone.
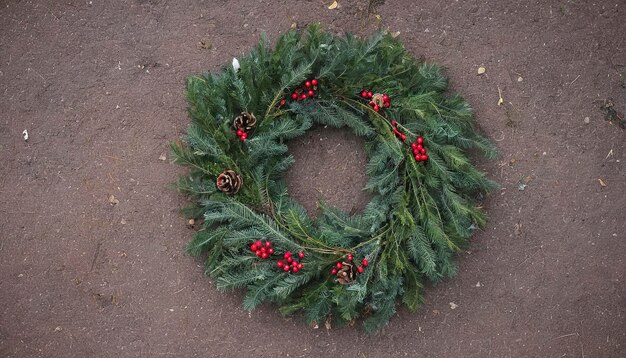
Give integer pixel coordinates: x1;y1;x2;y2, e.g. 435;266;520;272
336;262;357;285
233;112;257;131
216;170;243;195
372;93;385;107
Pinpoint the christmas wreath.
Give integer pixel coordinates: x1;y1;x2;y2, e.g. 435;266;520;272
172;25;496;332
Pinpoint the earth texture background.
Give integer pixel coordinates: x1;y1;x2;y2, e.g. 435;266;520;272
1;0;624;357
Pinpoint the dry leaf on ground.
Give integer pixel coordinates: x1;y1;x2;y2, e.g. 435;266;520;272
199;39;212;49
497;86;504;106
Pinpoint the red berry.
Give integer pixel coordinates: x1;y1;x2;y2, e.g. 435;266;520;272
384;101;390;107
283;266;290;272
362;259;369;267
369;101;375;107
422;155;429;161
250;244;257;251
292;267;299;273
361;90;368;98
312;79;318;86
277;261;284;268
291;93;298;100
265;241;271;247
237;129;243;136
331;268;337;275
336;262;342;269
308;90;315;97
298;252;305;258
382;94;389;102
287;257;293;263
411;143;417;149
401;134;407;141
284;251;291;258
421;148;426;154
367;91;373;98
305;81;311;88
413;149;419;155
357;266;364;273
417;137;423;144
347;254;353;261
297;263;303;269
280;99;286;106
260;247;266;253
415;155;421;161
373;105;380;112
417;145;423;151
392;120;397;127
261;252;268;259
242;132;248;138
256;250;262;257
301;94;307;100
268;248;274;254
255;240;262;247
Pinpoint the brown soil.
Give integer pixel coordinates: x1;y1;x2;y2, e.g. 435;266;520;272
1;1;624;357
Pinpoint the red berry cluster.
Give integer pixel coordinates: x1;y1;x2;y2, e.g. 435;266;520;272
360;90;391;112
411;136;428;162
391;120;407;141
289;79;319;102
250;240;274;259
277;251;305;273
330;254;369;275
236;129;248;141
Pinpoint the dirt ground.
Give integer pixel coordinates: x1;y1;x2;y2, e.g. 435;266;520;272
1;0;625;357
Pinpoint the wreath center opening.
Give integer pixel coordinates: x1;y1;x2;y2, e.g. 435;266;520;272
284;126;372;218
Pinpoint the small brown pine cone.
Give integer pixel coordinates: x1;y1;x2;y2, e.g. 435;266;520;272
216;170;243;195
336;261;356;285
372;93;386;108
233;112;257;131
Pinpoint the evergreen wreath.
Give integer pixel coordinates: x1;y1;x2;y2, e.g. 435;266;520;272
172;25;497;332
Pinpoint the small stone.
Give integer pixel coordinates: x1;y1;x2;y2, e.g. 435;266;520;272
159;153;167;161
584;117;590;124
54;326;62;332
108;195;119;205
449;302;459;310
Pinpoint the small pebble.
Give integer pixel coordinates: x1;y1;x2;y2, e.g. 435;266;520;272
584;117;590;124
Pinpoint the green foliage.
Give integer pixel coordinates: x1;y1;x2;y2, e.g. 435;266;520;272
173;25;496;333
